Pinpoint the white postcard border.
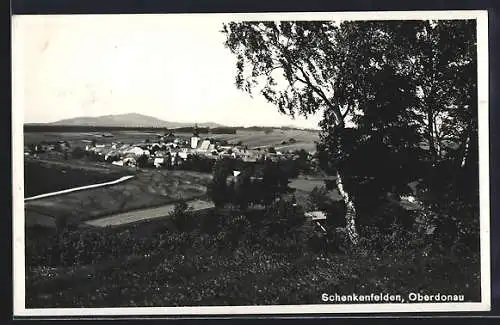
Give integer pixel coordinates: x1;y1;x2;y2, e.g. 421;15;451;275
12;9;491;316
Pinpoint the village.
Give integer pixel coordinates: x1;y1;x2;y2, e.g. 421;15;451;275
25;126;315;170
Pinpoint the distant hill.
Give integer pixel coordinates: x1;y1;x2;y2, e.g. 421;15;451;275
27;113;319;132
46;113;224;129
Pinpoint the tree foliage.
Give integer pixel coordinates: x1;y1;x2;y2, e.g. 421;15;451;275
223;20;478;235
207;159;232;208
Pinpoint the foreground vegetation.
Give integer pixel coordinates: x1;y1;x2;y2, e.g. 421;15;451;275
26;197;480;307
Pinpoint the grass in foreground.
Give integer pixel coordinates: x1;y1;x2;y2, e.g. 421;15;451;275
25;206;481;307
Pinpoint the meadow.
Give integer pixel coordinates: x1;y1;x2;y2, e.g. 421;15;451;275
204;129;319;152
25;165;212;227
24;158;132;197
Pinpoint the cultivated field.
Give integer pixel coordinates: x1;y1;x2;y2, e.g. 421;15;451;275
204;129;319;152
24;128;320;152
24;131;163;148
25;168;213;227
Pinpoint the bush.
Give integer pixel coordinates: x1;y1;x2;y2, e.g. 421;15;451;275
182;155;215;173
55;215;68;233
136;154;149;168
71;147;86;159
208;160;232;208
307;186;345;229
170;201;194;232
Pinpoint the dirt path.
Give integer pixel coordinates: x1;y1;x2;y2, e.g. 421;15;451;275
85;199;215;227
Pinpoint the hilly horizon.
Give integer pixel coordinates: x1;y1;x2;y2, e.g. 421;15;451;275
42;113;225;129
27;113;319;131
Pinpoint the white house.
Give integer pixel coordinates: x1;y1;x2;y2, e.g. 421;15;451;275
153;157;165;168
199;139;211;152
191;136;200;149
125;146;148;157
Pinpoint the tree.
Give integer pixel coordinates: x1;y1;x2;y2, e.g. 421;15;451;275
71;146;86;159
222;20;477;244
208;159;232;208
136;154;149;168
222;21;361;243
231;167;254;210
55;215;68;233
257;159;292;206
170;201;192;232
164;152;172;169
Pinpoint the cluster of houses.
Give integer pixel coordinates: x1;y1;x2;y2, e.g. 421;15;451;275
25;140;71;155
84;129;303;168
25;126;315;171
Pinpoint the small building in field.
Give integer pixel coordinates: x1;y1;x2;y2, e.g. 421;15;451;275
305;211;328;233
305;211;327;221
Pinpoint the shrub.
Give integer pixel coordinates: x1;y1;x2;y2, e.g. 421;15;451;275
170;201;193;232
71;147;86;159
208;160;232;208
55;215;68;233
136;154;149;168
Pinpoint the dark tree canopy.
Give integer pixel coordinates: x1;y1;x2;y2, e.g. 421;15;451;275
223;19;478;242
223;19;477;186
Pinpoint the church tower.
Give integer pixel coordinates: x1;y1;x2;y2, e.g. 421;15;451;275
190;123;201;149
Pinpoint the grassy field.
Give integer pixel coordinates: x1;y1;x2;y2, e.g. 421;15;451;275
24;158;133;197
24;131;163;149
24;128;319;152
25;168;213;227
205;129;319;151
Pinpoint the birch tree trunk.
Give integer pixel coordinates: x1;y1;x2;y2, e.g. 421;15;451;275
335;170;359;245
460;134;471;168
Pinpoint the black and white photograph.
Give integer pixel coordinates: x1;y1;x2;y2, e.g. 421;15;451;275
12;10;490;316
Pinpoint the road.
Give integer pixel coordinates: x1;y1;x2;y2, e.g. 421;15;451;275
24;175;135;201
84;199;215;227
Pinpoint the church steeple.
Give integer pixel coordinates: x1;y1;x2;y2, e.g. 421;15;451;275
193;123;199;137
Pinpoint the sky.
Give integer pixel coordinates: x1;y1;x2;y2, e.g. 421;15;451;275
13;14;324;129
